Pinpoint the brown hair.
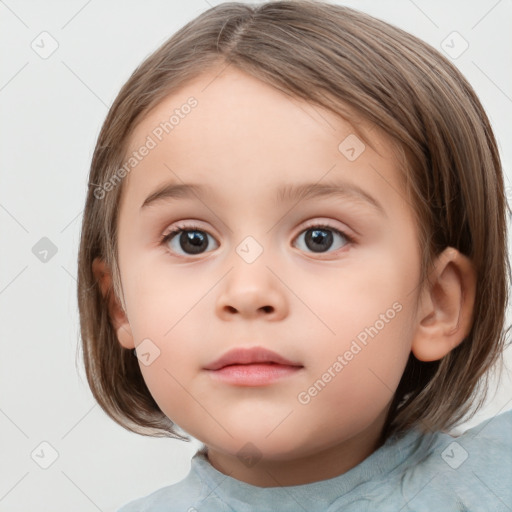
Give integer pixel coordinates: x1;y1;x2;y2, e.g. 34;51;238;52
77;0;510;440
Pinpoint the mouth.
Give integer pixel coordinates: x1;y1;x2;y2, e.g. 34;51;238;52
203;346;303;371
203;347;303;386
206;362;303;386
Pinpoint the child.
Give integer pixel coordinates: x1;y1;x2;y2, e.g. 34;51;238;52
77;1;512;510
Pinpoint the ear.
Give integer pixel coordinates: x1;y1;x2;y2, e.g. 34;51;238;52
411;247;476;362
92;258;135;349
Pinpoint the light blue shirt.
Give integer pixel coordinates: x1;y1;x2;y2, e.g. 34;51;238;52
118;409;512;511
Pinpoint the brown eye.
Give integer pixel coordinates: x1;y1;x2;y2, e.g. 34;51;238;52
293;225;351;254
162;226;219;256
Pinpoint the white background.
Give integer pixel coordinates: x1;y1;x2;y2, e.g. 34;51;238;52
1;0;511;510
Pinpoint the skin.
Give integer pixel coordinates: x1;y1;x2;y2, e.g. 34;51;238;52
93;66;476;487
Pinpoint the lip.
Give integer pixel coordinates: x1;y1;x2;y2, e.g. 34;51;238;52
203;347;304;387
203;346;303;371
207;363;303;386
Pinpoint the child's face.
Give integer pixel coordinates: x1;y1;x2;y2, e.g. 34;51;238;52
115;67;423;477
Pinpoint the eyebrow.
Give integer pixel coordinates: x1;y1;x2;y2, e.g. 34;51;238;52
140;180;386;217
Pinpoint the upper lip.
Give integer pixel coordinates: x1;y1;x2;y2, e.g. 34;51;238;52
204;347;303;371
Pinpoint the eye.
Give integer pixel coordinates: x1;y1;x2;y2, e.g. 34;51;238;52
160;221;354;257
160;223;219;256
293;222;353;254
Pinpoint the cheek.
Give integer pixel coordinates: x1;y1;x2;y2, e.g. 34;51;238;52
298;248;416;406
340;316;411;397
295;311;412;447
123;260;218;369
297;244;414;343
123;256;210;339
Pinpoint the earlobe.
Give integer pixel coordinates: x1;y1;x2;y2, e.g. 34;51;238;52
411;247;476;362
92;258;135;349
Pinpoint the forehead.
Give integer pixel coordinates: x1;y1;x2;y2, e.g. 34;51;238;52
127;67;360;154
120;67;404;214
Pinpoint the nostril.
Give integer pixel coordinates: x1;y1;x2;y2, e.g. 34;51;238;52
222;305;274;314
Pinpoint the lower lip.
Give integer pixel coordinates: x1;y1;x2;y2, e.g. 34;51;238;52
206;363;303;386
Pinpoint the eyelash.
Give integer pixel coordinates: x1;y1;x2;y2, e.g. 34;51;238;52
159;220;355;256
160;222;207;245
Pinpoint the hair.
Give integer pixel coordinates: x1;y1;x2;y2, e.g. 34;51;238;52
77;0;510;441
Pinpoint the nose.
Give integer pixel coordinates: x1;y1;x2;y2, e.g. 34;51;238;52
215;260;289;321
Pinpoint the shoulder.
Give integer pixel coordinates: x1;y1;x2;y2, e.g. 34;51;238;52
435;407;512;476
390;409;512;511
116;449;234;512
116;465;205;512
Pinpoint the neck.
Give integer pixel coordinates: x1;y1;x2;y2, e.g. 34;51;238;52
205;412;387;488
